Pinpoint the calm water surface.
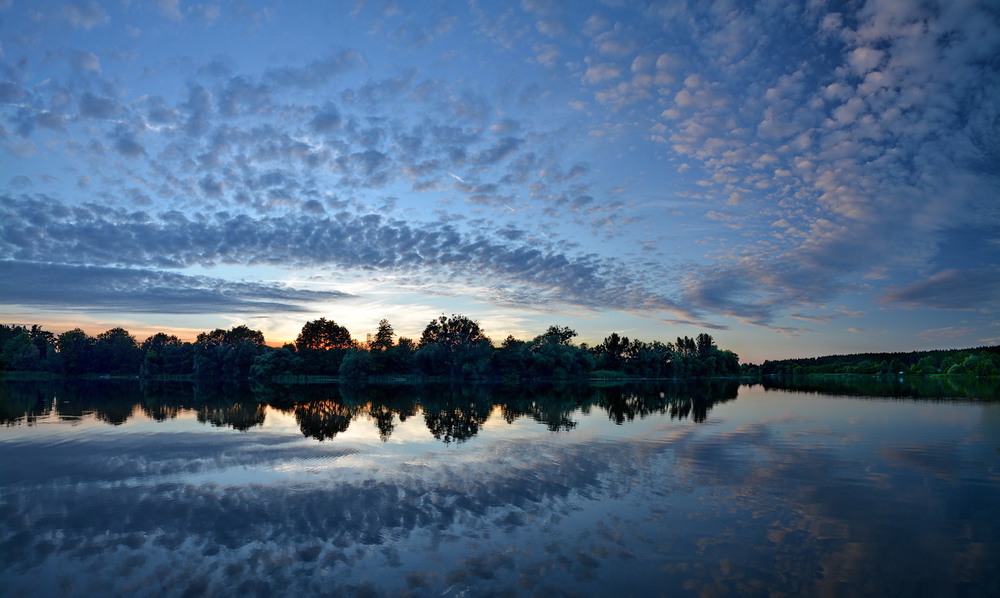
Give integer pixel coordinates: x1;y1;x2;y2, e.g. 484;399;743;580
1;379;998;597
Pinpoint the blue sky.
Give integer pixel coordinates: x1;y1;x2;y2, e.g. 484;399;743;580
1;0;998;362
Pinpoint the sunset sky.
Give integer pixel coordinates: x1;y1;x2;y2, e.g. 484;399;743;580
1;0;998;363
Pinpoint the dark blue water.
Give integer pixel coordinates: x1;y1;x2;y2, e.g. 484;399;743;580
1;380;998;597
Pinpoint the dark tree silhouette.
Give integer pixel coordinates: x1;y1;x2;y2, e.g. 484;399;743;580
194;325;267;379
140;333;193;377
295;318;356;351
533;325;577;346
93;327;142;375
197;325;266;348
595;332;630;371
370;319;395;351
417;314;491;377
57;328;95;375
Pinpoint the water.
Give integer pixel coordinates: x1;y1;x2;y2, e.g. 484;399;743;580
1;378;998;597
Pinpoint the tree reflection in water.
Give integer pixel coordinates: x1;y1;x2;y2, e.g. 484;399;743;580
0;379;742;439
8;376;994;440
761;374;1000;400
197;402;267;432
0;379;51;425
594;381;737;424
293;400;357;441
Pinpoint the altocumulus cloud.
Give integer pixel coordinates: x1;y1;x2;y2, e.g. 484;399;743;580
639;0;1000;325
0;260;353;314
2;0;998;343
881;269;1000;311
0;195;706;323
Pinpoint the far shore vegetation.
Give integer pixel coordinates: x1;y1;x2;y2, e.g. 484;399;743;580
1;317;998;383
756;347;1000;378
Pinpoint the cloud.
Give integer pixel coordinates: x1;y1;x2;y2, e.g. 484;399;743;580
0;80;26;103
916;326;977;342
682;268;782;327
473;136;522;165
3;0;995;336
191;3;221;24
71;50;101;74
262;50;364;89
534;43;561;67
380;6;458;47
8;175;31;188
181;84;213;136
78;92;122;119
62;1;109;29
583;61;622;85
309;102;342;133
142;96;179;125
217;76;273;117
341;71;416;108
623;0;1000;325
881;269;1000;311
2;47;600;229
0;260;353;314
0;196;707;324
109;123;145;157
156;0;183;21
346;149;389;176
198;174;223;197
847;47;884;75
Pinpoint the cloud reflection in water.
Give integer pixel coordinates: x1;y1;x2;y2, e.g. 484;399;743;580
1;381;998;597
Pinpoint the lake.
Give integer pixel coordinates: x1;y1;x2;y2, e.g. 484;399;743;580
1;378;998;597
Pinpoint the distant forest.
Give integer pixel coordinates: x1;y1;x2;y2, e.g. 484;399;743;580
0;316;739;381
753;346;1000;377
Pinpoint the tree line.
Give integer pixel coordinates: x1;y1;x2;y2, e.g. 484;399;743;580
750;346;1000;378
0;315;741;381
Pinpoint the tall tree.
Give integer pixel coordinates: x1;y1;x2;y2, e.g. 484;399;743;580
379;337;416;375
417;314;491;377
194;325;266;379
93;327;142;375
142;332;182;352
532;325;577;347
676;336;697;357
57;328;95;375
28;325;55;362
418;315;488;349
223;325;266;347
198;325;266;348
595;332;630;371
0;331;41;371
141;333;192;377
295;318;356;351
370;319;395;351
696;333;716;358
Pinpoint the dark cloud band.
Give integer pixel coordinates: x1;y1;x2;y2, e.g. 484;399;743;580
0;260;352;314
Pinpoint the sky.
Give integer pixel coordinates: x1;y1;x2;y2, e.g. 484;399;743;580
0;0;998;363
